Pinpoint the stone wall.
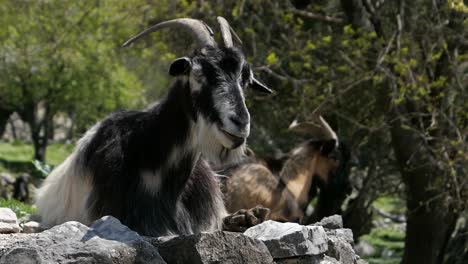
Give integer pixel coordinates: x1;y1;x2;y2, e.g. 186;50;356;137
0;208;365;264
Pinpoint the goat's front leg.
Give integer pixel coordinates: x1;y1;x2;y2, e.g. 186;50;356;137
222;206;270;232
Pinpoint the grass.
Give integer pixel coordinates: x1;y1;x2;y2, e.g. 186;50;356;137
373;196;406;215
0;141;74;176
360;220;405;264
365;258;402;264
356;195;406;264
0;198;37;223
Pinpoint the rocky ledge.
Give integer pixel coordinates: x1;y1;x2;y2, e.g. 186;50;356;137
0;207;365;264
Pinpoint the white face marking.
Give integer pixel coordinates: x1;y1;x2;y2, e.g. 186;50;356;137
211;82;250;139
186;58;249;164
195;116;246;165
189;63;204;92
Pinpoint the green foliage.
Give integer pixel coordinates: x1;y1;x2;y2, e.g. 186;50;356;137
366;258;401;264
45;144;75;166
0;0;153;133
266;52;279;66
32;160;54;179
373;196;406;215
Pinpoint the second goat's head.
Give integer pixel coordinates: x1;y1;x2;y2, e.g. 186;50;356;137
123;17;272;164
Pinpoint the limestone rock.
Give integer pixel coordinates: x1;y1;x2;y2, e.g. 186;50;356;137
146;231;273;264
312;215;343;230
244;220;328;259
0;216;165;264
21;221;41;233
0;207;21;233
326;236;357;264
325;228;354;244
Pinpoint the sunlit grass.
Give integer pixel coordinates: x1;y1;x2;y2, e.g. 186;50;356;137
358;195;406;264
361;228;405;264
373;196;406;215
0;141;74;175
46;143;75;166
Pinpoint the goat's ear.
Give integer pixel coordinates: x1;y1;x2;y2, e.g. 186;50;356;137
320;139;337;156
250;77;275;95
169;57;192;76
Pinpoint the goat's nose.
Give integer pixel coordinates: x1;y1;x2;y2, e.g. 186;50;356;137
229;115;249;129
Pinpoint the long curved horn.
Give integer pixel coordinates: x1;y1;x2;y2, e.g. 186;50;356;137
216;16;242;47
316;115;338;142
122;18;215;47
289;115;338;144
288;119;320;135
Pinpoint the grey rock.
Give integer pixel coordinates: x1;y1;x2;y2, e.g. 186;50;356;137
0;247;41;264
354;240;376;257
0;216;165;264
0;207;17;224
312;215;343;229
0;173;14;185
275;255;340;264
244;220;328;258
325;228;354;244
356;259;369;264
146;231;273;264
321;256;342;264
326;236;357;264
0;207;21;233
21;221;41;233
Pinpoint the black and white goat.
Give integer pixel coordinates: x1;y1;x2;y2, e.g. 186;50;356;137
36;17;272;236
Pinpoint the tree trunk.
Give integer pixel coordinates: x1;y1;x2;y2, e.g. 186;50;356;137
390;113;458;264
342;165;377;240
0;108;13;139
32;130;48;162
20;102;52;162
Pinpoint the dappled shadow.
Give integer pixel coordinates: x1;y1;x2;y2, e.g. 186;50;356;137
79;216;142;244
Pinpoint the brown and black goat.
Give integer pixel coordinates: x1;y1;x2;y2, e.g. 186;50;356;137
223;115;351;223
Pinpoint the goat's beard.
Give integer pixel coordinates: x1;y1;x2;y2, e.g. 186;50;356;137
195;117;246;165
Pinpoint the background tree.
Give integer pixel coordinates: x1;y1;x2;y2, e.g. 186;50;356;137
180;1;466;263
0;0;146;160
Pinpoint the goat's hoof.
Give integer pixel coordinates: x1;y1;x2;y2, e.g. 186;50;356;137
222;206;271;232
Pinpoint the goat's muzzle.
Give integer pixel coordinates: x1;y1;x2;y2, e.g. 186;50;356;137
220;129;245;149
